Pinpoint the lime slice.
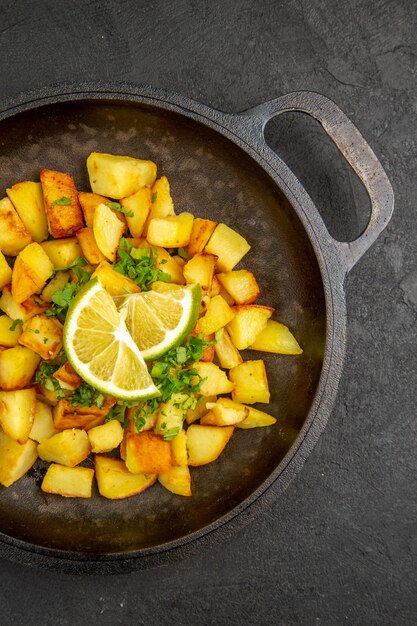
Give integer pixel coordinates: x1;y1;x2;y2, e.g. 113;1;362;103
114;283;201;361
63;278;160;401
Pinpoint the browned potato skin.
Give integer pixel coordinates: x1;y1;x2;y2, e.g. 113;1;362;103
52;362;83;390
125;432;172;474
53;396;116;431
18;314;63;360
40;169;84;238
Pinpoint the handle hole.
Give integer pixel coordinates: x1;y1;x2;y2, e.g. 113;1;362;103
264;112;371;243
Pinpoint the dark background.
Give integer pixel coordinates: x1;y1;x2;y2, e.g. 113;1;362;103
0;0;415;623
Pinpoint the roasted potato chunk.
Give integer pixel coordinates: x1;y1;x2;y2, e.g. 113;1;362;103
29;400;58;443
196;294;235;335
0;428;37;487
41;237;83;268
0;388;36;443
171;430;188;467
204;223;250;272
11;242;54;303
183;252;217;292
125;432;172;474
0;285;48;322
201;397;249;426
52;396;116;431
186;424;234;466
76;227;106;265
88;419;124;453
185;395;217;425
158;465;192;497
37;428;90;467
147;212;194;248
121;187;152;237
52;361;83;390
187;218;217;257
87;152;157;199
95;455;157;499
214;328;243;369
40;271;70;303
93;203;126;262
229;360;270;404
41;463;94;498
78;191;110;228
6;181;49;243
18;314;63;359
0;197;32;256
226;304;274;350
0;314;22;347
0;251;12;289
143;175;175;233
192;362;234;396
250;320;303;355
236;406;277;429
40;169;84;238
0;346;40;390
217;270;260;304
91;260;140;296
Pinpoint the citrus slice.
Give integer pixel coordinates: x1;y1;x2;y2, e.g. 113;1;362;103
63;278;160;401
114;283;201;361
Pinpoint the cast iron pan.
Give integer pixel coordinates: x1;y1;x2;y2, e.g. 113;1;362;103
0;84;393;573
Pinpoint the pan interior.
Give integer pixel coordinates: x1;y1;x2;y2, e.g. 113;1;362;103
0;99;326;554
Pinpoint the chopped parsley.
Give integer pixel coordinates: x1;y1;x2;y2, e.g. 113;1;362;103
177;247;189;260
113;239;171;291
51;196;72;209
151;191;158;203
45;264;91;321
53;256;88;273
107;201;134;218
9;318;22;332
68;382;105;408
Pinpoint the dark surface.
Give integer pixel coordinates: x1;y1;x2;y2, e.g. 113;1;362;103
0;0;415;622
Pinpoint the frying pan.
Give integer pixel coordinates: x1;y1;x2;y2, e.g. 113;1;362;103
0;84;393;573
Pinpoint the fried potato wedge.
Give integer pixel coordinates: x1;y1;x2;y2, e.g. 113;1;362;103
29;400;58;443
229;360;270;404
122;186;152;237
236;406;277;429
187;217;217;257
91;260;140;296
226;304;274;350
87;152;157;199
95;455;157;499
125;431;172;474
0;428;37;487
0;197;32;256
11;242;54;303
0;314;22;347
192;362;234;396
88;419;124;453
196;294;235;335
41;463;94;498
0;388;36;443
0;346;40;391
76;227;106;265
40;169;84;238
18;314;63;360
52;396;116;431
186;424;234;466
0;251;12;289
158;465;192;496
217;269;260;305
250;319;303;355
37;428;90;467
93;203;126;262
78;191;110;228
41;237;83;268
201;397;249;426
6;181;49;243
204;223;250;272
214;328;243;369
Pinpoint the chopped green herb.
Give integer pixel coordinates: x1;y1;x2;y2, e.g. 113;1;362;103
151;191;158;203
29;328;41;334
215;328;224;342
9;319;22;332
177;247;189;260
69;382;105;408
163;427;180;441
45;267;90;321
51;196;72;208
107;201;134;218
53;256;88;273
113;240;171;291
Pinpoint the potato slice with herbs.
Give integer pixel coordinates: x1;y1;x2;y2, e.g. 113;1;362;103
93;203;126;262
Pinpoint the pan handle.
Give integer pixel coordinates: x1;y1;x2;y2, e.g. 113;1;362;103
241;91;394;273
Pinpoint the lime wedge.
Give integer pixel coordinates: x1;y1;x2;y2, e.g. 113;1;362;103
114;283;201;361
63;279;160;401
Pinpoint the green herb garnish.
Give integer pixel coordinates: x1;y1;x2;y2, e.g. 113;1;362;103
151;191;158;203
113;239;171;291
51;196;72;208
9;318;22;332
107;201;134;218
177;247;189;260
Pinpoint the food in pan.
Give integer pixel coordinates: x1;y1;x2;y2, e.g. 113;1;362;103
0;152;302;499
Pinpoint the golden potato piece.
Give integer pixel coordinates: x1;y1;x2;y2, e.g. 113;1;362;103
217;270;260;305
52;396;116;431
187;217;217;257
0;251;12;289
37;428;90;467
185;395;217;425
87;152;157;199
78;191;110;228
229;360;270;404
250;320;303;355
52;361;83;391
204;223;250;272
183;252;217;292
196;294;235;336
0;388;36;443
154;393;188;439
95;455;157;499
236;406;277;429
41;237;83;268
41;463;94;498
201;397;249;426
192;362;234;396
18;314;63;359
0;314;22;347
93;203;126;262
0;346;40;390
40;271;70;303
226;304;274;350
29;401;58;443
76;227;106;265
0;286;48;322
40;169;84;238
88;419;124;453
125;431;172;474
147;212;194;248
0;197;32;256
91;260;140;296
11;242;54;304
158;465;192;496
122;187;152;237
0;428;37;487
186;424;234;466
143;175;175;234
171;430;188;467
6;181;49;243
214;328;243;369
